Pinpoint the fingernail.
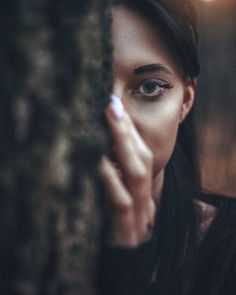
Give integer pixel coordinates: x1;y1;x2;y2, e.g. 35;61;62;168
109;94;124;119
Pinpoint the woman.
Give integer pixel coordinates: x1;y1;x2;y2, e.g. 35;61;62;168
98;0;236;294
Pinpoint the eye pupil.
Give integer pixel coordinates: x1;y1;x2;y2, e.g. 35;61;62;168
143;82;157;93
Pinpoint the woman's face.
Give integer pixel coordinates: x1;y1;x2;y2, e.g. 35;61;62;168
112;6;195;192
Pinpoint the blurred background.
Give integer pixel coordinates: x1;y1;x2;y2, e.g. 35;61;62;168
196;0;236;197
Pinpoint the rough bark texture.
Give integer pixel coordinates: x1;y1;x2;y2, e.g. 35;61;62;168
0;1;112;294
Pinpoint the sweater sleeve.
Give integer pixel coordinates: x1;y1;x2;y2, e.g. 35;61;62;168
97;240;153;295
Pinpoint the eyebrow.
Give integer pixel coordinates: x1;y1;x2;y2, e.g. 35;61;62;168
134;64;173;76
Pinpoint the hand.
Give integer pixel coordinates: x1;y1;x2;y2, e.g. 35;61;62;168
99;95;156;247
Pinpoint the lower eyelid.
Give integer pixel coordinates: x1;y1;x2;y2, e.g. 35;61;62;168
145;89;165;97
132;87;162;95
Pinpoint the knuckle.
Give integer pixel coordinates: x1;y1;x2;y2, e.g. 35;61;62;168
115;198;134;215
142;149;154;165
130;165;148;182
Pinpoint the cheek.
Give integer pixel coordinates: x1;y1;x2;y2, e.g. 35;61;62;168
128;94;183;175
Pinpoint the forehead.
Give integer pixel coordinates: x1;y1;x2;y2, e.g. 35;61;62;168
111;5;179;75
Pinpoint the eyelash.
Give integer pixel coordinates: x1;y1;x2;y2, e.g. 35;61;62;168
132;79;173;100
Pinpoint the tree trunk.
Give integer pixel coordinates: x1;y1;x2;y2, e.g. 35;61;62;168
0;0;112;294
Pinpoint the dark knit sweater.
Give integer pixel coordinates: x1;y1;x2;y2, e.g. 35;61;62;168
98;193;236;295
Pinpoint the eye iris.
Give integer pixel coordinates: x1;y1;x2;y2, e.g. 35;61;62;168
143;82;158;93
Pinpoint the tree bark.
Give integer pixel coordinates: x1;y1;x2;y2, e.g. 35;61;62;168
0;0;112;294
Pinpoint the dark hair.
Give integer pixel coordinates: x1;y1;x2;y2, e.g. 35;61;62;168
112;1;236;295
113;0;200;80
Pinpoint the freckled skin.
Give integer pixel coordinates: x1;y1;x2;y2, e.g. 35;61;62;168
112;6;195;199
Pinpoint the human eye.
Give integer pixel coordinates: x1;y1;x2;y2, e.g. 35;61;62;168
132;79;173;99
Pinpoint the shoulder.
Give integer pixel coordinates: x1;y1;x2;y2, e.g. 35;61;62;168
199;191;236;207
196;191;236;237
194;198;216;236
